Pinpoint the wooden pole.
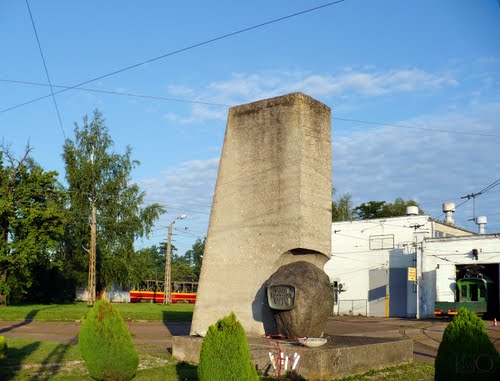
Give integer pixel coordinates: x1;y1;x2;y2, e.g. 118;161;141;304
88;200;97;306
88;148;97;306
164;223;173;304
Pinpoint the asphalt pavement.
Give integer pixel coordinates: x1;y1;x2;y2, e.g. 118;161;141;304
1;316;499;364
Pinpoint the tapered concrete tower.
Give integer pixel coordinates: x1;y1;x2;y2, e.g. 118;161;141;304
191;93;332;336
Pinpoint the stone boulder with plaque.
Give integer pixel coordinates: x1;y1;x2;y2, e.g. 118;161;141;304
266;261;333;338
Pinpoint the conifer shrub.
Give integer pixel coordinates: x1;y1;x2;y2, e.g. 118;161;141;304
0;336;7;359
79;299;139;381
435;308;500;381
198;312;258;381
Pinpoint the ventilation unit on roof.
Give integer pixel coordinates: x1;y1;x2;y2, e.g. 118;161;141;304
406;206;419;216
442;202;455;225
476;216;487;234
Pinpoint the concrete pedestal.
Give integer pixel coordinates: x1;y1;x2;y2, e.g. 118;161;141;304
173;335;413;380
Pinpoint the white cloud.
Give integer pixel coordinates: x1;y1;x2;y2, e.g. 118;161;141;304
332;103;500;228
167;85;194;96
163;67;459;125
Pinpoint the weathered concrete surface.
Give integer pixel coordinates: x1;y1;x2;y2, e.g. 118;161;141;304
268;261;333;338
191;93;332;336
173;335;413;380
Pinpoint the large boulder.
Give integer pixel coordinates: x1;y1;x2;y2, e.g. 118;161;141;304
266;261;333;338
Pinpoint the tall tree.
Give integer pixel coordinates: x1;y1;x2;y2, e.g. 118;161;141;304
0;145;66;304
62;110;164;301
332;192;354;221
184;237;205;279
354;197;422;220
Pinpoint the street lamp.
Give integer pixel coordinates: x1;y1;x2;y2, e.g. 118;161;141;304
164;215;187;304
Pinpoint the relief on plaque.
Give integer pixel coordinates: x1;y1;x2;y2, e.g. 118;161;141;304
267;284;296;311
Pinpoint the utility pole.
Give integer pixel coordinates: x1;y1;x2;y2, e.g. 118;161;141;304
87;148;97;306
163;214;187;304
164;223;173;304
88;201;97;306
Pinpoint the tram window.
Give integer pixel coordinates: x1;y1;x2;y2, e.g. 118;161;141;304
185;283;192;293
193;283;198;293
470;284;478;301
460;285;467;302
479;286;485;299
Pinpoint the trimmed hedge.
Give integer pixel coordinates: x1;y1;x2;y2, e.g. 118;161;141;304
79;299;138;381
198;312;258;381
435;308;500;381
0;336;7;359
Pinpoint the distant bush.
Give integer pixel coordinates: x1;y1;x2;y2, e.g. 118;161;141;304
0;336;7;359
79;299;138;381
198;312;258;381
435;308;500;380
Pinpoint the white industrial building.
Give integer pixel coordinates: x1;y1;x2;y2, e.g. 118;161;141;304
420;234;500;318
324;204;500;319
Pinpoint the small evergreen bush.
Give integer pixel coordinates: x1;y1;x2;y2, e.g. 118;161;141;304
0;336;7;359
435;308;500;381
198;312;258;381
79;299;139;381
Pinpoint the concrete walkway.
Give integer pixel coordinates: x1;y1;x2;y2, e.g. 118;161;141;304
324;316;500;363
1;316;499;363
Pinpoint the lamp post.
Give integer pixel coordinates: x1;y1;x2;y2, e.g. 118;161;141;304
164;215;187;304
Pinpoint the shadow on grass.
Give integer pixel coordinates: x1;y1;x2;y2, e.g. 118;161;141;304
176;361;198;381
0;306;49;334
27;336;77;381
162;310;191;336
0;341;41;380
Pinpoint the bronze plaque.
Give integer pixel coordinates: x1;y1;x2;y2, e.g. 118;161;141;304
267;284;296;310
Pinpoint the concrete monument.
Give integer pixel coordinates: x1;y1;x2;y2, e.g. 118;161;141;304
191;92;332;336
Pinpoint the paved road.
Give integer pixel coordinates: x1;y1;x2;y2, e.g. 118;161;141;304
1;316;499;363
325;316;500;363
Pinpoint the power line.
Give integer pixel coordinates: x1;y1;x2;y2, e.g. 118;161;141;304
3;77;498;140
2;0;346;114
332;116;500;139
0;79;230;108
25;0;65;139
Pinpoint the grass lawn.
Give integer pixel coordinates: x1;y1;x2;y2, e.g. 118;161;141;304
0;337;434;381
0;302;194;322
0;337;198;381
336;362;434;381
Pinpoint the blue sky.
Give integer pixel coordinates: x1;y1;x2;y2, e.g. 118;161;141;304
1;0;500;255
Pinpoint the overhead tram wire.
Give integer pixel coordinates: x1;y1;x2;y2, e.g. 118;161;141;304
3;79;498;140
2;0;346;114
332;116;500;139
25;0;65;139
0;79;230;108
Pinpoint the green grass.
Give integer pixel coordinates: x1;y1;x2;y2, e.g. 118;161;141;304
0;338;197;381
0;337;435;381
0;302;194;322
336;361;434;381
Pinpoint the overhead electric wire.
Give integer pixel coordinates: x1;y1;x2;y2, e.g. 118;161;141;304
2;0;346;114
332;116;500;139
3;78;498;139
0;79;230;108
25;0;65;139
478;178;500;195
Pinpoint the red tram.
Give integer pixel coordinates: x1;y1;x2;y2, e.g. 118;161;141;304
130;280;197;303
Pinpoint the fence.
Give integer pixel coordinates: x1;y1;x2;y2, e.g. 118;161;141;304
336;299;368;316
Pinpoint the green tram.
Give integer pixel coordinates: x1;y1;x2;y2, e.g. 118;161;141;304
434;277;488;316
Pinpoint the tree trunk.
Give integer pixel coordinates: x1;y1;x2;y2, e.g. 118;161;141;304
0;269;8;305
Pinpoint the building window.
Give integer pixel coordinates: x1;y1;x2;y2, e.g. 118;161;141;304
369;234;395;250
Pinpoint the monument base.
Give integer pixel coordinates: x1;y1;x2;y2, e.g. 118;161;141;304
173;335;413;380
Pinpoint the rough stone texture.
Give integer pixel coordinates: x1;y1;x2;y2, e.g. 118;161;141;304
172;335;414;381
267;261;333;338
190;93;332;336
